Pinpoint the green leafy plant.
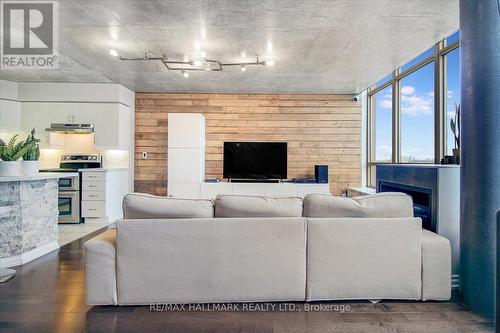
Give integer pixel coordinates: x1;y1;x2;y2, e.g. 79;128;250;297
450;103;460;150
0;135;29;161
22;128;41;161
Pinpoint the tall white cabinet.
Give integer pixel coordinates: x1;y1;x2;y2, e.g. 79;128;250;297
167;113;205;198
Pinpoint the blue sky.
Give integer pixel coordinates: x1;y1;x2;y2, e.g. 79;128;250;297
374;40;460;162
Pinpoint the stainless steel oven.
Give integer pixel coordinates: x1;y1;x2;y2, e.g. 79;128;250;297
57;173;80;223
41;154;102;224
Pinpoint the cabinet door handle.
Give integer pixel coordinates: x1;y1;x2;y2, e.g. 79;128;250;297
89;195;98;197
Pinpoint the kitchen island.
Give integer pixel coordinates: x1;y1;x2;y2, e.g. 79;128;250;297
0;173;68;268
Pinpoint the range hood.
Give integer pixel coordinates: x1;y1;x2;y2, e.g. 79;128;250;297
45;123;94;134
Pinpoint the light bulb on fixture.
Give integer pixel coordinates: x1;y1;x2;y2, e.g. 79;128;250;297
200;50;207;59
182;70;189;78
109;49;118;57
265;59;275;66
240;64;246;72
193;59;203;66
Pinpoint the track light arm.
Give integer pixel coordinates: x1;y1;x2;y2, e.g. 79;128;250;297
117;52;270;73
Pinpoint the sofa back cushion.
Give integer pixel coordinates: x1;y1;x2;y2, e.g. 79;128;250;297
353;192;414;218
122;193;214;219
214;195;303;218
303;192;413;218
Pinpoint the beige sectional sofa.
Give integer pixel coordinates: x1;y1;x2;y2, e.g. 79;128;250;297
85;192;451;305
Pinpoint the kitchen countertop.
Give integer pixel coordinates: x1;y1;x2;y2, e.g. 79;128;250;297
0;172;78;183
79;167;128;172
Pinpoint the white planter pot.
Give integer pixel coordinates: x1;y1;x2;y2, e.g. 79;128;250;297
0;161;22;177
22;160;39;176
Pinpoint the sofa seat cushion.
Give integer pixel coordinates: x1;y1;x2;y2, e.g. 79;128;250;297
123;193;214;219
214;195;303;218
303;192;413;218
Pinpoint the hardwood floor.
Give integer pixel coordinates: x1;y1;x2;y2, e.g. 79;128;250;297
0;229;494;333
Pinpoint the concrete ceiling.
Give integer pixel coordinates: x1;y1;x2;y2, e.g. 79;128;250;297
0;0;458;94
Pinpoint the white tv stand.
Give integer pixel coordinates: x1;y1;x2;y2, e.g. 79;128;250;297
200;182;330;199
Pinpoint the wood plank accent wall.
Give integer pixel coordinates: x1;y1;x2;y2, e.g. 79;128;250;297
135;93;361;196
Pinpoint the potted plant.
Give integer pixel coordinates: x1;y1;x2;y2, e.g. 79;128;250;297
0;135;29;177
21;129;41;175
450;103;460;163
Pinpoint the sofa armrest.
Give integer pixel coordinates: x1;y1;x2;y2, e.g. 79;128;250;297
421;230;451;300
84;229;117;305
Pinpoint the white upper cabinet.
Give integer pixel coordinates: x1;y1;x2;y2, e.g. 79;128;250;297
21;103;51;144
0;100;21;131
49;103;74;123
93;104;130;149
0;80;21;131
21;102;130;149
15;82;133;150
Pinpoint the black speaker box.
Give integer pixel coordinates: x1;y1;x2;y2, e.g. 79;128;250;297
315;165;328;183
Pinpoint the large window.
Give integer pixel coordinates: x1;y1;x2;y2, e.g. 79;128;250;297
401;47;434;72
445;47;460;155
366;31;459;186
400;62;435;162
372;85;392;162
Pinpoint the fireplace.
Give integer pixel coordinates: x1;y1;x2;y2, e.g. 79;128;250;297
378;181;434;232
376;164;460;286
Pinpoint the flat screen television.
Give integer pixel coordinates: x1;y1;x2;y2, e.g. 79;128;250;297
223;142;287;180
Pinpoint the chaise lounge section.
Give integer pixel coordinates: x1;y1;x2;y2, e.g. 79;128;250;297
85;192;451;305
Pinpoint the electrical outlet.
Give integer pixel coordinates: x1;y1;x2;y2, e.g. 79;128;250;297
142;152;148;159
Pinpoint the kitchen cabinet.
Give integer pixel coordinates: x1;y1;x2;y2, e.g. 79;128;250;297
81;169;129;222
21;102;130;149
21;103;51;144
0;100;21;131
93;104;130;149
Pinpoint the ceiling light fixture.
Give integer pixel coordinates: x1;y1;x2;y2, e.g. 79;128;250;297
109;49;118;57
265;59;275;66
267;41;273;53
116;51;273;77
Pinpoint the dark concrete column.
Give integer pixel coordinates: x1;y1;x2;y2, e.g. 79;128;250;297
497;210;500;331
459;0;500;316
